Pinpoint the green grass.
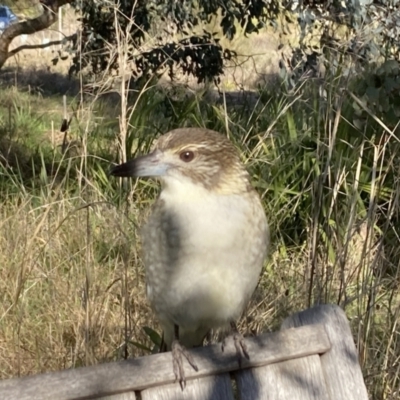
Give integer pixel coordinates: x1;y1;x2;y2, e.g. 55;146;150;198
0;55;400;399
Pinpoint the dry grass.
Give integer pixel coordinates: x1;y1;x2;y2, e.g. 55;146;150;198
0;89;399;399
0;177;395;389
0;188;155;378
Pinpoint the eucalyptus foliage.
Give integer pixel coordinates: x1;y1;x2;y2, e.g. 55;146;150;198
69;0;281;82
285;0;400;70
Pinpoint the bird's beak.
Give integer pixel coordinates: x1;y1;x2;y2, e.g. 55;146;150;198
110;150;168;178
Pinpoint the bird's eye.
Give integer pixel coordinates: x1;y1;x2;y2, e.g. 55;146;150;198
179;150;195;162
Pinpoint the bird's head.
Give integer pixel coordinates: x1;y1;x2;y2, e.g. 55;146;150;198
110;128;252;195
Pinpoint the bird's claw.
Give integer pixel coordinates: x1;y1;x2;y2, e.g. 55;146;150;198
221;324;249;368
232;331;250;367
171;340;198;390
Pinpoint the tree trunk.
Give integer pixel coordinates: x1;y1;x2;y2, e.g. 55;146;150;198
0;0;73;70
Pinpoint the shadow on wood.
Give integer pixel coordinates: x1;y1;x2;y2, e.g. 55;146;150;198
0;304;368;400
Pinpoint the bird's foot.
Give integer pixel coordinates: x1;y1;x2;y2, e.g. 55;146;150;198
221;322;249;368
171;340;199;390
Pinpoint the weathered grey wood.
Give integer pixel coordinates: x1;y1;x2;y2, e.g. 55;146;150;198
97;393;137;400
0;324;330;400
141;374;234;400
236;355;330;400
281;304;368;400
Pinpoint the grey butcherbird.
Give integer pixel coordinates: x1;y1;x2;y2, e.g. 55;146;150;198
111;128;269;387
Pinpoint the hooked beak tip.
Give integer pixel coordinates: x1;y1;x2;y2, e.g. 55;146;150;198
110;151;167;178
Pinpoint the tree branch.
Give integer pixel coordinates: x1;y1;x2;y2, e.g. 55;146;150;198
0;0;74;69
8;33;77;58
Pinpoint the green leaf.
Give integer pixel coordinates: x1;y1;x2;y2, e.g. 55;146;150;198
143;326;162;347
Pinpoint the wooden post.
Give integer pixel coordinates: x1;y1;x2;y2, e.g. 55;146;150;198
0;306;368;400
281;304;369;400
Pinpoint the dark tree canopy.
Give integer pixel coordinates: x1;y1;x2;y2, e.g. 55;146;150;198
69;0;281;82
67;0;400;84
2;0;400;87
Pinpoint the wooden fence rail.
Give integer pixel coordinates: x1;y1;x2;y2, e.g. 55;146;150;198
0;304;369;400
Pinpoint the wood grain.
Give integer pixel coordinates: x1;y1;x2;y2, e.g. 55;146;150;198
281;304;369;400
93;393;137;400
236;355;330;400
141;373;234;400
0;323;330;400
